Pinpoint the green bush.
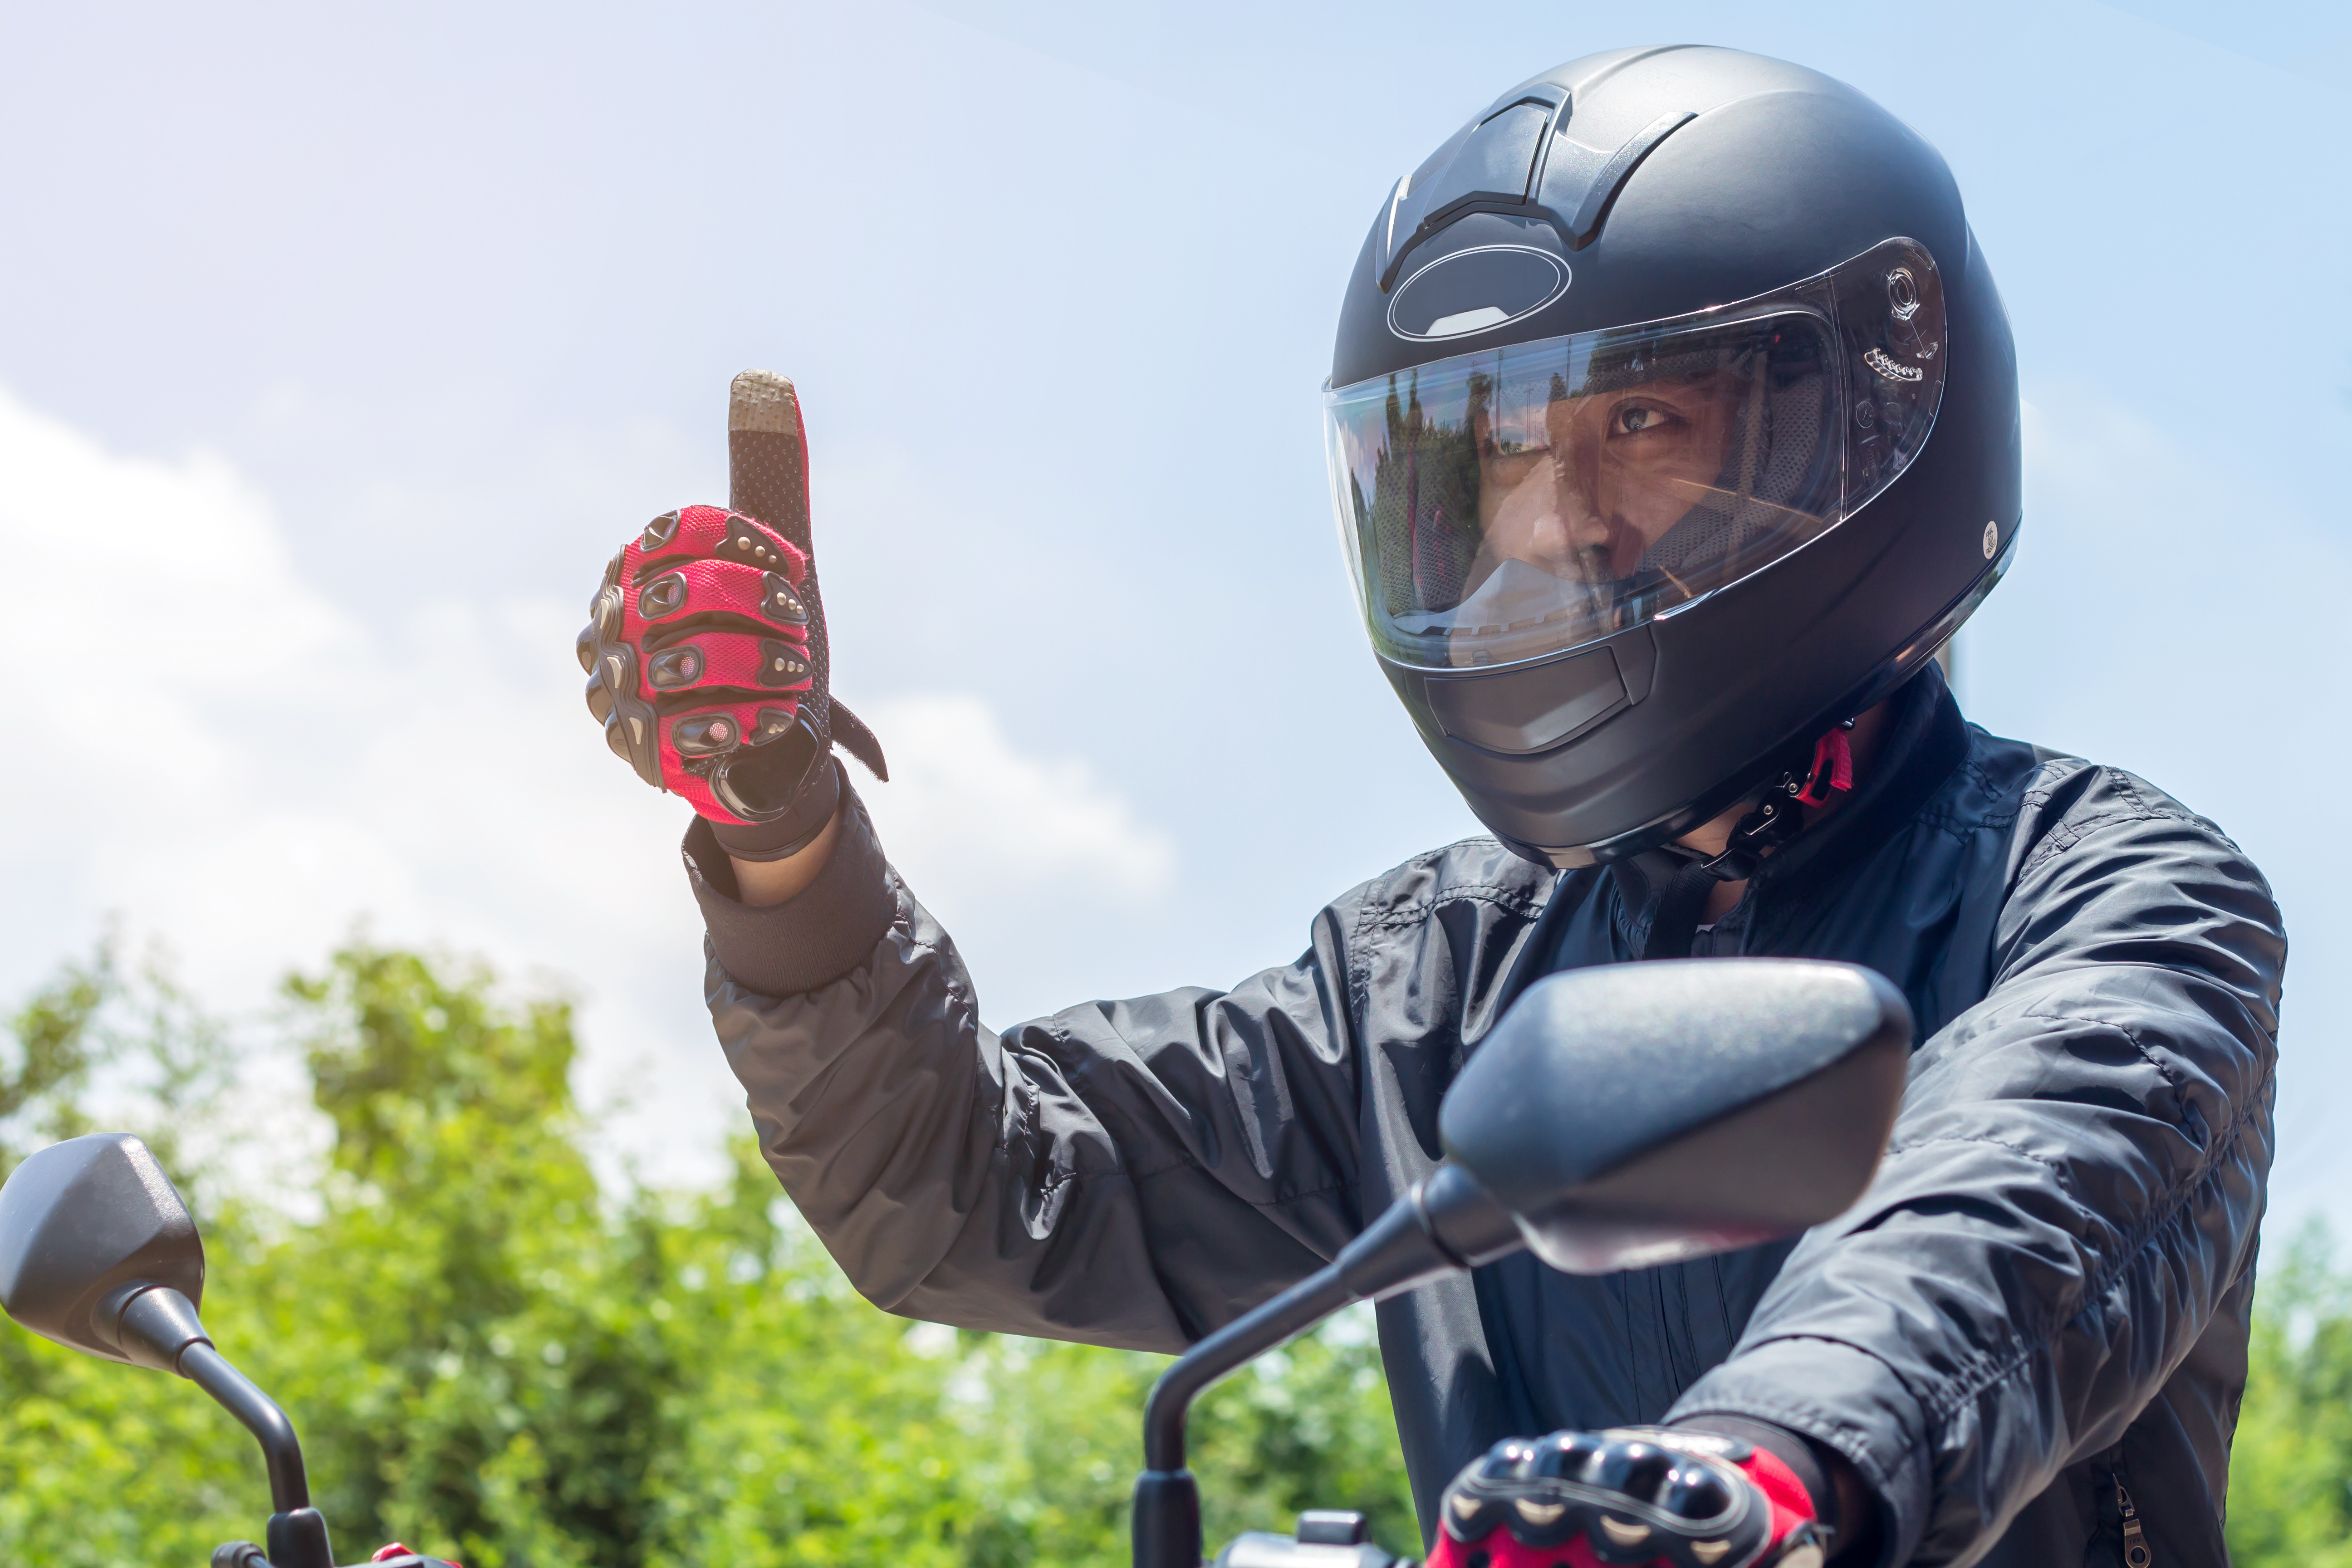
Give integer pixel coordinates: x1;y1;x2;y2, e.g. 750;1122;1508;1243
2226;1221;2352;1568
3;942;2341;1566
0;944;1409;1568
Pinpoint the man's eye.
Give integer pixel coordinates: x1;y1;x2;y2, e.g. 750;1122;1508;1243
1615;405;1667;435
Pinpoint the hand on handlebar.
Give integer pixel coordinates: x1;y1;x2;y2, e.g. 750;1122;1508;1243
1425;1426;1826;1568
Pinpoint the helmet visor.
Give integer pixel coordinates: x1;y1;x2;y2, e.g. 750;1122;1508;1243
1325;238;1946;671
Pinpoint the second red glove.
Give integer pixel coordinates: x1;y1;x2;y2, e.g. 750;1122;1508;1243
1425;1427;1826;1568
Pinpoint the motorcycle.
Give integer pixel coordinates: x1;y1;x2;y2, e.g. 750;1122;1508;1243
0;957;1909;1568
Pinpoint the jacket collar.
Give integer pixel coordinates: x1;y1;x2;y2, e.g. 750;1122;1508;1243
1750;662;1970;903
1598;664;1969;954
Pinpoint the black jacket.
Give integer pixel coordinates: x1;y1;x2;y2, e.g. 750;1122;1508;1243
686;670;2283;1568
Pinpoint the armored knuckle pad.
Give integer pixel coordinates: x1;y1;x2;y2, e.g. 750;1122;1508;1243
637;571;689;620
761;572;809;625
646;645;705;689
756;639;810;687
640;509;683;549
580;587;662;786
1436;1429;1798;1568
716;511;799;576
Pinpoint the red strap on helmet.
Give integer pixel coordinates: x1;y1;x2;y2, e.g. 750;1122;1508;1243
1789;725;1854;809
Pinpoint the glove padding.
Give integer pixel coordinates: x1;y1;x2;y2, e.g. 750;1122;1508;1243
1426;1427;1825;1568
577;372;884;854
369;1544;466;1567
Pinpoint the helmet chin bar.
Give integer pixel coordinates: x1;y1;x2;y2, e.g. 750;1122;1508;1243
1401;526;2012;871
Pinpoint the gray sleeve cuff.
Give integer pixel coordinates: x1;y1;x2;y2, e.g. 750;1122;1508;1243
1667;1336;1926;1568
681;769;898;996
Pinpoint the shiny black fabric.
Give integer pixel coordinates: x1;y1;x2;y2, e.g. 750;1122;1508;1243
693;667;2283;1568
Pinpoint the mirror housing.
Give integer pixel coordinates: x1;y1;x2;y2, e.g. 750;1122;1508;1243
0;1132;207;1366
0;1133;327;1553
1442;958;1913;1273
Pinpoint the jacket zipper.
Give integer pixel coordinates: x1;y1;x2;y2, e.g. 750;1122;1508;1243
2113;1471;2152;1568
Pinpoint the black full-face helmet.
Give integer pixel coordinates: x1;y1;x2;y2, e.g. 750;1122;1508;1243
1326;46;2019;867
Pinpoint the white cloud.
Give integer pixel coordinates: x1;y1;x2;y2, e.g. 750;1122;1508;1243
858;692;1176;902
0;382;1177;1190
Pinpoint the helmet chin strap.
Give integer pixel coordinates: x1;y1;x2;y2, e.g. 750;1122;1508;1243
1628;720;1856;960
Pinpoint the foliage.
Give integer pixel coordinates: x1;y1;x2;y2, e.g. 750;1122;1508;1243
0;944;1411;1568
2227;1220;2352;1568
7;941;2345;1567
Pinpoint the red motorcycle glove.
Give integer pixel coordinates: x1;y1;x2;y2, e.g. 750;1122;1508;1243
577;372;884;858
1426;1427;1828;1568
368;1544;464;1567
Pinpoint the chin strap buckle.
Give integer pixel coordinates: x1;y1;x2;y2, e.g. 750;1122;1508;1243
1697;799;1791;882
1695;720;1857;881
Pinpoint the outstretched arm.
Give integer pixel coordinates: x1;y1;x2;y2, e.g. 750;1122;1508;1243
689;778;1404;1352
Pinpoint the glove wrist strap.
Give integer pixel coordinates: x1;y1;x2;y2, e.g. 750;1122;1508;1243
710;756;843;861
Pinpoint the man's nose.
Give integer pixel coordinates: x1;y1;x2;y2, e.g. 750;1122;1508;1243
1543;458;1612;554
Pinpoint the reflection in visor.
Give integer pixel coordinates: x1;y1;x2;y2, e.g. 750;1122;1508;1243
1327;238;1947;672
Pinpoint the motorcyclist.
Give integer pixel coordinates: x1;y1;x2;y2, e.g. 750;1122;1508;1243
578;46;2283;1568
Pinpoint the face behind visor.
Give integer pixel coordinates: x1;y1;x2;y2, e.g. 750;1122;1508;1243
1325;47;2019;867
1328;238;1945;675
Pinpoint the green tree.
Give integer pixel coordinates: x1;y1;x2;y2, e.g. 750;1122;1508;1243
0;941;254;1568
0;943;1414;1568
20;940;2342;1568
2227;1221;2352;1568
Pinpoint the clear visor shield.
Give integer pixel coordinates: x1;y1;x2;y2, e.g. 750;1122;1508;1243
1326;238;1947;671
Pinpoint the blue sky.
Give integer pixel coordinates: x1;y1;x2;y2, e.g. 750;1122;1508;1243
0;0;2344;1221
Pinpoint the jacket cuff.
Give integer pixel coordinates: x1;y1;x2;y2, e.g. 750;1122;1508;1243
1666;1337;1926;1568
681;769;897;996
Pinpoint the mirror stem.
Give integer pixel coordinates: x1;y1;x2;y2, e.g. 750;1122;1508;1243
1143;1264;1354;1475
180;1344;337;1568
1132;1166;1519;1568
1132;1264;1352;1568
181;1343;309;1513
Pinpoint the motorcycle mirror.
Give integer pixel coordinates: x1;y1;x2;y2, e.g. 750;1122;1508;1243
0;1134;335;1565
1441;957;1913;1274
1133;958;1911;1568
0;1132;206;1364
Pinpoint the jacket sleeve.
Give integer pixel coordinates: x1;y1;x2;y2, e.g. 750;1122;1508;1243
1666;764;2285;1567
686;783;1380;1353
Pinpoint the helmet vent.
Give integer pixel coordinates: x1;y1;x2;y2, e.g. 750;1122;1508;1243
1556;110;1696;249
1380;93;1566;286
